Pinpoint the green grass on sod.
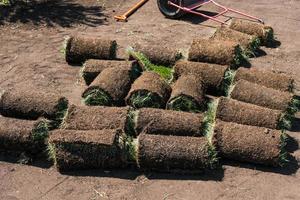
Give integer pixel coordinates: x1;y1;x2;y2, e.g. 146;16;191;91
232;46;249;68
127;48;174;83
49;98;69;129
279;132;289;167
129;91;164;109
82;88;112;106
167;95;203;113
248;37;261;56
32;120;49;143
219;69;236;97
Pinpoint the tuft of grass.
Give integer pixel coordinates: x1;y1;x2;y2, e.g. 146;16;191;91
127;48;174;83
82;88;112;106
124;136;138;163
129;91;163;109
232;46;249;68
126;109;138;136
60;36;70;56
167;95;202;113
264;27;275;46
32;120;49;142
202;99;219;140
286;97;300;116
219;69;236;96
279;132;289;167
247;37;261;57
47;142;57;166
207;144;219;169
278;114;293;131
49;98;69;129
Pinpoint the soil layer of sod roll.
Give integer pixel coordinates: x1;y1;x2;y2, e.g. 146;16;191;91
231;80;294;111
0;89;68;127
211;26;260;56
135;108;205;136
216;97;282;129
173;61;229;95
62;105;133;134
82;64;142;106
126;71;171;109
81;60;140;85
167;74;206;112
48;129;125;171
132;43;182;66
0;117;48;153
188;38;245;68
65;36;117;64
229;19;274;46
137;134;218;172
214;120;287;166
234;67;294;92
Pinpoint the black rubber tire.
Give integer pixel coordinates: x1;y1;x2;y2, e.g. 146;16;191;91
157;0;185;19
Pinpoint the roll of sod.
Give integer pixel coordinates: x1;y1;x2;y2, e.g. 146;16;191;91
61;105;135;135
135;108;204;136
0;89;68;128
0;117;48;153
137;134;218;172
173;61;232;95
234;67;294;92
231;80;295;112
211;26;260;56
126;72;171;109
82;65;141;106
229;19;274;46
81;60;140;85
214;120;288;167
216;97;282;129
132;43;182;66
188;38;246;68
64;36;117;64
167;74;205;112
48;129;125;171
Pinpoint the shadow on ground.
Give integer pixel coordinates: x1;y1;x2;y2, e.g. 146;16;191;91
222;154;299;176
0;0;107;27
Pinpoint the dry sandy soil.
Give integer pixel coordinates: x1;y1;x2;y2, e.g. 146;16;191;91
0;0;300;199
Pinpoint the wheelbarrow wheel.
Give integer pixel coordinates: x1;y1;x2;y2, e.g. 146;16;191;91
157;0;185;19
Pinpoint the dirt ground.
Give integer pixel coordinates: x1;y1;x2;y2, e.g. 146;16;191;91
0;0;300;199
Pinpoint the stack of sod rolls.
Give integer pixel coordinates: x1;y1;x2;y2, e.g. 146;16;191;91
0;116;48;154
211;26;261;56
214;120;288;167
188;38;247;68
0;89;68;128
64;36;117;64
174;61;234;96
81;63;142;106
167;74;206;112
134;108;205;136
48;129;126;171
216;97;285;130
229;19;274;46
81;60;140;85
131;43;182;66
234;67;294;92
126;72;171;109
136;133;218;173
